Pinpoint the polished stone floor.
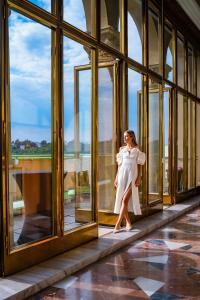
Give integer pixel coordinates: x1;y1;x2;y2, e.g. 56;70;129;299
27;206;200;300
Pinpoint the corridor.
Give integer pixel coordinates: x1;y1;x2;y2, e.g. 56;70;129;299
28;206;200;300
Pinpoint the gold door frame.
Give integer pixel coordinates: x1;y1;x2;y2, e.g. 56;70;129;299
2;0;98;276
73;61;120;226
147;83;163;208
163;87;175;205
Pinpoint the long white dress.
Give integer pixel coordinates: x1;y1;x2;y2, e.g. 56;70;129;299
114;147;146;215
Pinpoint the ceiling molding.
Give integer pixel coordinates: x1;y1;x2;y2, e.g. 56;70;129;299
176;0;200;31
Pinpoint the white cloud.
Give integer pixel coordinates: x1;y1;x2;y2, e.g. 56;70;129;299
9;13;51;83
63;0;87;32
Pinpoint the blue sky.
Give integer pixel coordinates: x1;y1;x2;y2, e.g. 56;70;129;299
9;1;168;144
27;0;51;11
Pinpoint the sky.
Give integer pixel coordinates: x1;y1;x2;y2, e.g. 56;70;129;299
9;0;168;145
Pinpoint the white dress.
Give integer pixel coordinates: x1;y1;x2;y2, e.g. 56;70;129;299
114;147;146;215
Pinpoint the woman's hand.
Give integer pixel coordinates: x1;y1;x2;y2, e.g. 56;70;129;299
114;177;118;189
135;175;141;187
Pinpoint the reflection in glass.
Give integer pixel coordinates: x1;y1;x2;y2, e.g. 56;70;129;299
100;0;120;50
188;99;195;189
27;0;51;12
163;89;169;194
164;21;174;81
148;6;161;74
63;0;91;34
177;94;184;192
188;47;194;94
98;67;116;211
128;0;143;64
63;37;92;231
197;55;200;97
196;103;200;186
8;11;52;247
177;35;185;88
148;80;160;200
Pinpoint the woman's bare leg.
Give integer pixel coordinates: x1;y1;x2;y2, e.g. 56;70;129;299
124;210;131;228
114;184;132;230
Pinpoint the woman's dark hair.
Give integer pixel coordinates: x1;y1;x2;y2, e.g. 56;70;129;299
125;130;138;146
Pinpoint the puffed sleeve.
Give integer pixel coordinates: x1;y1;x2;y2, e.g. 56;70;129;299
116;149;123;166
137;149;146;165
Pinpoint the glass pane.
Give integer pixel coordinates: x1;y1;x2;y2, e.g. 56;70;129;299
63;0;91;34
8;11;52;247
148;7;161;74
164;22;174;81
188;47;194;94
128;0;143;64
188;99;195;189
27;0;51;12
100;0;120;51
177;35;185;88
177;94;184;192
128;68;143;205
98;66;116;212
163;88;169;194
128;69;142;144
197;55;200;97
196;103;200;186
148;79;160;201
63;37;92;231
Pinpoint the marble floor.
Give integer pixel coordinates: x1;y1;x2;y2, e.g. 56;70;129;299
27;206;200;300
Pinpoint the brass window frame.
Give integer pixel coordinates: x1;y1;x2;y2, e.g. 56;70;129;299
0;0;200;275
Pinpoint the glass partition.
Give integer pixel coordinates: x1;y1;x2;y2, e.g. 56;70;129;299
63;0;91;35
148;5;161;74
148;79;161;201
188;98;195;189
196;102;200;186
100;0;120;51
128;68;143;144
163;87;170;195
128;68;143;205
188;46;194;94
63;37;92;231
8;11;52;247
164;20;174;82
177;93;184;192
128;0;143;64
177;34;185;89
98;66;116;212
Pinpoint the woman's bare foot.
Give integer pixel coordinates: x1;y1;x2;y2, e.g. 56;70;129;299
113;226;122;233
126;223;133;231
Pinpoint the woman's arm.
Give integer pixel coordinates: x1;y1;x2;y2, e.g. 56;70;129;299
114;167;119;188
135;164;142;187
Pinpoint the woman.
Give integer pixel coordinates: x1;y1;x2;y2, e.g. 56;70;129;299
113;130;145;233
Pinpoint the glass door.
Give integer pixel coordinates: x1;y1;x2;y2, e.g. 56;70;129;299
163;86;174;204
148;80;163;207
3;9;54;275
98;63;119;225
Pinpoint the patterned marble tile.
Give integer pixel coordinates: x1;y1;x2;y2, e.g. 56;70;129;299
3;200;200;300
133;254;169;264
134;276;165;297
